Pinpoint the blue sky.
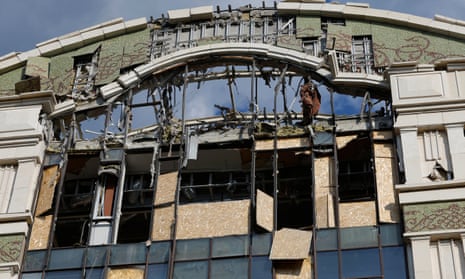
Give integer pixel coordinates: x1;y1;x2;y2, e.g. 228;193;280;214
0;0;462;123
0;0;463;56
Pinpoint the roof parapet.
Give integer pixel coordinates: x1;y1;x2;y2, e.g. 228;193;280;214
0;17;147;74
168;6;214;23
434;14;465;27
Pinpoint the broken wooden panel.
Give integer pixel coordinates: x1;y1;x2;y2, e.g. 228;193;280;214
255;138;310;151
107;267;144;279
28;215;53;250
314;156;335;228
270;228;312;260
151;205;175;241
25;57;50;79
35;165;60;216
176;200;250;239
375;143;400;223
339;201;377;227
154;171;178;206
256;189;273;232
275;257;313;279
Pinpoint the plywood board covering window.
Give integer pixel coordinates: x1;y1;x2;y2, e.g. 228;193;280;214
270;228;312;260
255;138;310;151
256;189;274;232
35;165;59;216
28;215;53;250
176;200;250;239
374;143;400;223
275;257;313;279
151;204;175;241
314;156;335;228
107;267;144;279
339;201;376;227
154;171;178;206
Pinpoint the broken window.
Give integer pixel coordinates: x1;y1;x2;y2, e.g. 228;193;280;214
54;155;99;247
255;149;313;230
72;48;100;101
302;37;321;56
117;174;153;243
180;171;250;203
321;17;346;32
108;101;126;136
75;108;106;140
130;89;159;131
278;16;296;35
351;35;374;74
338;137;375;201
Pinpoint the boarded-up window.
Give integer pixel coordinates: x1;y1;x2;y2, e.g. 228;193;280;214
255;138;310;151
176;200;250;239
107;267;144;279
374;142;400;223
28;215;53;250
35;165;59;216
151;205;175;241
256;189;273;232
154;172;178;206
270;228;312;260
275;257;313;279
339;201;376;228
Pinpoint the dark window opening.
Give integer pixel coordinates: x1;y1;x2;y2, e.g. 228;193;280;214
60;179;96;214
255;150;313;230
117;173;154;243
321;17;346;32
180;171;250;203
123;174;154;209
54;217;89;247
338;137;375;201
54;155;99;247
117;211;151;243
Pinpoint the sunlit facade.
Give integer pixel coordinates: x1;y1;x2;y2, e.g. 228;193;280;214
0;1;465;278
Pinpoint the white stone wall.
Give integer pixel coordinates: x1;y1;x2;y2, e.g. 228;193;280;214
0;98;53;279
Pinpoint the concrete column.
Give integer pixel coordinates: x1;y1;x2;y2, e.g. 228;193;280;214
399;128;422;183
445;124;465;180
410;236;433;279
7;159;40;213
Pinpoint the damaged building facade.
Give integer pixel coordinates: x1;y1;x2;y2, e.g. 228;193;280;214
0;0;465;278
